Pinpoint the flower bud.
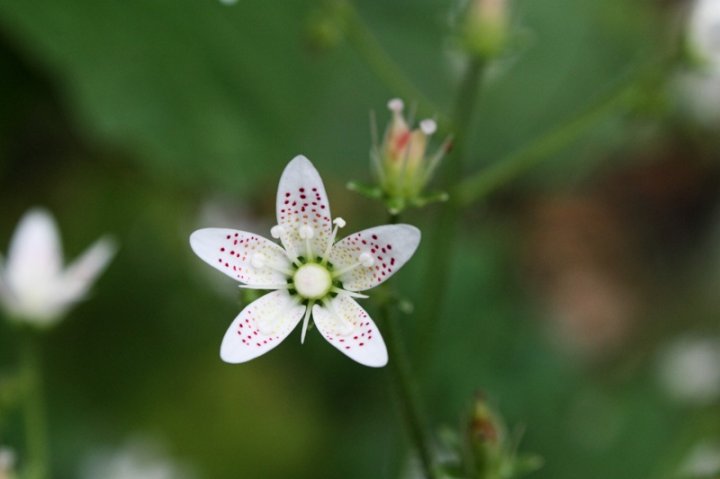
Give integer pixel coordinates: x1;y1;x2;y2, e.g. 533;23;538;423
461;0;509;59
468;394;504;456
370;98;450;213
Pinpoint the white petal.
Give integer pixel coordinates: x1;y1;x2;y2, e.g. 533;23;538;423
329;224;420;291
56;236;116;304
4;209;63;297
220;290;305;363
689;0;720;71
275;155;332;259
312;295;387;367
190;229;291;286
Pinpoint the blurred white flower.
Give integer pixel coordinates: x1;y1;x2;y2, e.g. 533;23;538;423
80;439;195;479
658;336;720;406
679;441;720;478
688;0;720;72
0;208;116;327
218;0;237;5
675;72;720;125
0;447;16;479
677;0;720;125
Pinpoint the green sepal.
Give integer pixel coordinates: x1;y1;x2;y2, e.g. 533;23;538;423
346;180;383;199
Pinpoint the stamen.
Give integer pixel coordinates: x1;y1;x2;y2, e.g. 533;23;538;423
332;251;375;278
270;224;301;266
387;98;404;113
320;217;346;265
322;298;354;336
331;287;368;299
420;119;437;135
298;225;315;260
300;301;314;344
239;283;290;291
270;224;284;239
251;253;266;269
250;252;293;276
359;252;375;267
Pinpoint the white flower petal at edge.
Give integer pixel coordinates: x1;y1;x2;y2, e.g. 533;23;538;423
190;155;421;367
689;0;720;72
0;208;116;327
0;447;16;479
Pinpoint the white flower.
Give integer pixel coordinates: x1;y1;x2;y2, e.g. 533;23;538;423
688;0;720;72
80;439;195;479
190;155;421;367
0;447;15;479
657;335;720;406
679;441;720;478
0;208;116;327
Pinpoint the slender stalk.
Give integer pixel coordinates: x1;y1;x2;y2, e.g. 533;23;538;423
20;331;48;479
382;212;438;479
416;57;486;357
383;303;438;479
342;1;442;119
454;75;637;206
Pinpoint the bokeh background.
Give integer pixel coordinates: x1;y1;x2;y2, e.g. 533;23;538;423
1;0;720;478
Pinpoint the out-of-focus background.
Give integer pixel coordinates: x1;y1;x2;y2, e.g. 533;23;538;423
1;0;720;478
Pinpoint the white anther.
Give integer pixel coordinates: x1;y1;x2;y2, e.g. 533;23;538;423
270;224;285;239
387;98;404;113
298;225;315;239
420;119;437;135
333;217;346;228
251;253;266;269
359;252;375;268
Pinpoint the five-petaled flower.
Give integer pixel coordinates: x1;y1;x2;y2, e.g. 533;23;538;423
0;209;116;327
190;156;421;367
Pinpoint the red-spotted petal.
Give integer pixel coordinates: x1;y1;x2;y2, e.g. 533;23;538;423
312;295;387;367
190;228;291;287
329;224;420;291
275;155;332;260
220;290;305;363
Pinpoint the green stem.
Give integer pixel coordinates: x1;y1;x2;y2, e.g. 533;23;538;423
383;302;438;479
416;57;485;358
383;212;438;479
342;1;442;119
454;73;638;206
20;332;48;479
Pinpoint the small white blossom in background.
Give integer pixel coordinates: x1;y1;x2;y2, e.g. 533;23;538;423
657;335;720;406
0;208;116;327
190;155;421;367
678;441;720;478
688;0;720;72
80;439;196;479
0;447;16;479
677;0;720;124
218;0;237;5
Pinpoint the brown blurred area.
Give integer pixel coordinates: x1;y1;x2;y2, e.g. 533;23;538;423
521;140;720;361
